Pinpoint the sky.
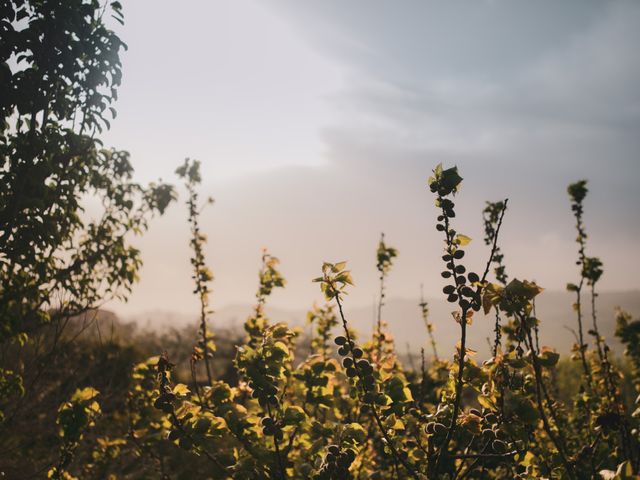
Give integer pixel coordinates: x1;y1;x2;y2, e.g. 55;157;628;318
101;0;640;318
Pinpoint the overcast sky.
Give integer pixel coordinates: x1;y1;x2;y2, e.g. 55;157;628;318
102;0;640;318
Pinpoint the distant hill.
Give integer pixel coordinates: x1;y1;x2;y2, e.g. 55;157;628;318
125;290;640;360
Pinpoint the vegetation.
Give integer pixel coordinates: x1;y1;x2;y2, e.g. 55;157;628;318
1;1;639;479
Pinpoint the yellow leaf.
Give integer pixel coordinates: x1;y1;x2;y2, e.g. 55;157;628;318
172;384;190;397
455;234;472;246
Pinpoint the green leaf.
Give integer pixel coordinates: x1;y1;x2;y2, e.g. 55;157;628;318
538;348;560;368
440;166;463;194
343;423;367;443
283;406;306;425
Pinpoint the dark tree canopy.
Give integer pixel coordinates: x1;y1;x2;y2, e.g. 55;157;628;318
0;0;174;342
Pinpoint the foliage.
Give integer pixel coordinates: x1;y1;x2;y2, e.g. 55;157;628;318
0;0;173;475
81;160;634;479
49;388;102;480
2;3;640;479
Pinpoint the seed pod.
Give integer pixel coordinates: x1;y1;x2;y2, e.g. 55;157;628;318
436;224;445;232
342;357;353;368
453;250;465;259
328;445;340;455
468;272;480;283
337;346;348;356
447;294;459;303
455;265;466;274
352;348;364;359
346;367;357;378
441;271;452;278
335;336;347;346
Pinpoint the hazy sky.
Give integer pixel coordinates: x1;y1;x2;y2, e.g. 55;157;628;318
102;0;640;318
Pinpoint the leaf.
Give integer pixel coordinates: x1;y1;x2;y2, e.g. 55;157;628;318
566;283;579;292
538;347;560;368
271;341;290;360
72;387;100;403
334;261;347;271
615;461;635;479
506;394;539;425
283;406;306;425
172;384;190;397
343;423;367;443
482;283;503;314
335;271;354;286
440;166;463;194
455;234;472;246
478;395;497;410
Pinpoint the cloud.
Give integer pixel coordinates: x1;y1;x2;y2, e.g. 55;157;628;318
109;1;640;317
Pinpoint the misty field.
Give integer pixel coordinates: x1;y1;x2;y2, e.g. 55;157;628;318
2;1;640;479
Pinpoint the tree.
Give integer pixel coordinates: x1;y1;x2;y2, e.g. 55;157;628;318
0;0;174;429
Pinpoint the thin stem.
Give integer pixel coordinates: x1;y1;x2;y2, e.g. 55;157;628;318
375;267;385;363
187;185;214;385
420;284;438;361
334;295;420;480
572;200;593;389
266;403;287;480
434;199;507;477
169;411;230;477
480;199;508;284
523;325;575;479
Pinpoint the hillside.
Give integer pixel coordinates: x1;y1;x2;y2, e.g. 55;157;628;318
126;289;640;359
